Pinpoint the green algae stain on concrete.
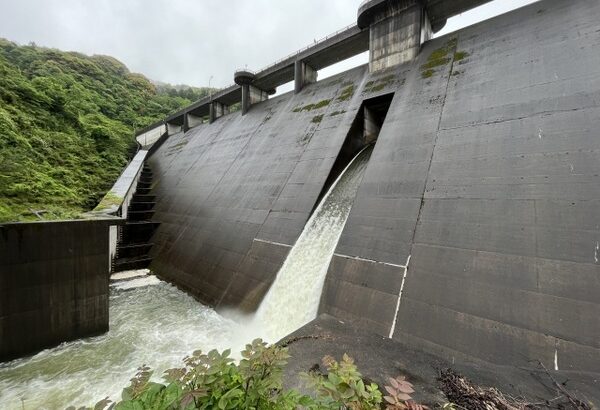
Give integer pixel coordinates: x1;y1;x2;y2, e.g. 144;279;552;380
422;69;435;79
292;99;332;113
454;51;469;61
363;74;399;94
311;114;324;124
420;39;455;77
420;37;472;79
337;84;355;102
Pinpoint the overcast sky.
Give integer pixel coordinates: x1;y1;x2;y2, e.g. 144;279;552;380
0;0;539;89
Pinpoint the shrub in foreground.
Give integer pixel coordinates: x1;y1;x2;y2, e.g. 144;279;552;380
87;339;427;410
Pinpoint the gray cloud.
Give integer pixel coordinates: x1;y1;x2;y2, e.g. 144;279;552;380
0;0;539;88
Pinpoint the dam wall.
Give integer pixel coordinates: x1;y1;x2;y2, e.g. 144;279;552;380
0;220;116;361
147;0;600;373
148;64;374;310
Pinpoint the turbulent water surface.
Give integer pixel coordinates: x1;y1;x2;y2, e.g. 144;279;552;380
0;282;237;409
0;146;372;409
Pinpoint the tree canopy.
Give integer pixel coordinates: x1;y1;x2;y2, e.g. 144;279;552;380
0;39;211;222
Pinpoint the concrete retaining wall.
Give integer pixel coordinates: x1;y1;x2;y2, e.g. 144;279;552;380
0;220;115;361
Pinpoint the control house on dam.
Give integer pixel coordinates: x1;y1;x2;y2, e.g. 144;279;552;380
2;0;599;404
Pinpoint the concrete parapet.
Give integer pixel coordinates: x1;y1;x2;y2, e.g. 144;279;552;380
135;124;166;149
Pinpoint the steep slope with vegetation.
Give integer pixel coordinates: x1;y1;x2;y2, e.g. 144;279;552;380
0;39;210;222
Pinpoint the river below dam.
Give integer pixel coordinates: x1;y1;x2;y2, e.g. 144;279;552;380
0;281;240;409
0;146;372;409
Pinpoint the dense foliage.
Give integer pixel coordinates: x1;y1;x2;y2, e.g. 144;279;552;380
89;339;427;410
0;39;211;222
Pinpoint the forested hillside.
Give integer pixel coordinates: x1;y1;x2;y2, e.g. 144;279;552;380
0;39;210;222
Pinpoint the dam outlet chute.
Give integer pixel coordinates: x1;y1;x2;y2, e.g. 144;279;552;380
251;93;394;342
252;145;374;342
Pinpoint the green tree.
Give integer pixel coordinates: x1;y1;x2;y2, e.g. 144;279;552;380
0;38;214;222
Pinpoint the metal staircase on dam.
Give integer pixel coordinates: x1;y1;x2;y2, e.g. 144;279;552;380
112;164;159;272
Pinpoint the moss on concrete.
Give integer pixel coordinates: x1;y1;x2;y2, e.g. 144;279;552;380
93;191;123;212
420;37;460;79
422;69;435;79
363;74;398;93
454;51;469;61
292;99;332;112
311;114;324;124
330;110;347;117
337;85;355;101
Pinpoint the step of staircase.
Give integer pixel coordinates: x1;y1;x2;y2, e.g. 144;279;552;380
129;201;156;212
128;210;156;221
135;187;152;195
132;194;156;202
121;221;160;243
117;243;154;258
113;256;152;272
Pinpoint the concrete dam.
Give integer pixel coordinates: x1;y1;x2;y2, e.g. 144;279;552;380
139;0;600;375
1;0;599;406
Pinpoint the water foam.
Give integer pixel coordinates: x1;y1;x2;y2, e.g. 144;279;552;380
0;283;238;409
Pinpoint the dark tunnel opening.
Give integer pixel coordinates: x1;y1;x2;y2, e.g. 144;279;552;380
311;92;394;212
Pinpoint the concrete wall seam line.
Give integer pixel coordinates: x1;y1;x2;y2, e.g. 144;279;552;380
332;252;406;268
388;254;411;338
254;238;293;248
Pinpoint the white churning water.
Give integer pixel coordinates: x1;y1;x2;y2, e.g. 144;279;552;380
253;145;373;342
0;146;372;409
0;282;238;409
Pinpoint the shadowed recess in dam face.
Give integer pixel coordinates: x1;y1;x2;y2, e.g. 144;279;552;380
251;145;373;342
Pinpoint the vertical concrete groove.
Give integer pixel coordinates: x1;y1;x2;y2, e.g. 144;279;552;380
389;254;411;338
534;199;540;290
408;39;458;245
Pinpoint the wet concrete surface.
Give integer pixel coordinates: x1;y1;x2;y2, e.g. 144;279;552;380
281;314;600;407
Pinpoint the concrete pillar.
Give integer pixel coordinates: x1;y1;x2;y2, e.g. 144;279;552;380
187;113;204;129
294;60;318;93
209;101;227;123
183;113;190;132
358;0;432;72
241;84;251;115
166;122;182;135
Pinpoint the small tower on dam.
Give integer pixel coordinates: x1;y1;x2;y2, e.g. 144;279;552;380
234;69;269;115
358;0;432;72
